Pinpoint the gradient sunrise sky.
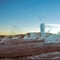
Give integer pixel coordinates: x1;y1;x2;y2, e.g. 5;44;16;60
0;0;60;35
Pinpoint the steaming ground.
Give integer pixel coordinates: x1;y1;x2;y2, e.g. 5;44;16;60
0;32;60;60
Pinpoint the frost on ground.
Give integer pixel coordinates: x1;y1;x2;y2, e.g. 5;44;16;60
27;52;60;59
0;52;60;60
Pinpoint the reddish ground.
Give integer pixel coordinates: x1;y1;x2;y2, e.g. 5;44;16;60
0;40;60;60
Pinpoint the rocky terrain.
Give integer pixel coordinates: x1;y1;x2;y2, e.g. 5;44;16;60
0;32;60;60
0;41;60;60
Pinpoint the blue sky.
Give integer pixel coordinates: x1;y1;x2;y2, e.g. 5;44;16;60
0;0;60;35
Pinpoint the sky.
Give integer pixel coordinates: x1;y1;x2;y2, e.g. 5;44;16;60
0;0;60;35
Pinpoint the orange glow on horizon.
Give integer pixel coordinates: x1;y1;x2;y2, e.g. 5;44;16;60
0;31;26;35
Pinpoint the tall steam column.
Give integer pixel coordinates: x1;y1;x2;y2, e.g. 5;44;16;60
40;23;45;37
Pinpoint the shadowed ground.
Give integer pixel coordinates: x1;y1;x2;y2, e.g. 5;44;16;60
0;40;60;60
